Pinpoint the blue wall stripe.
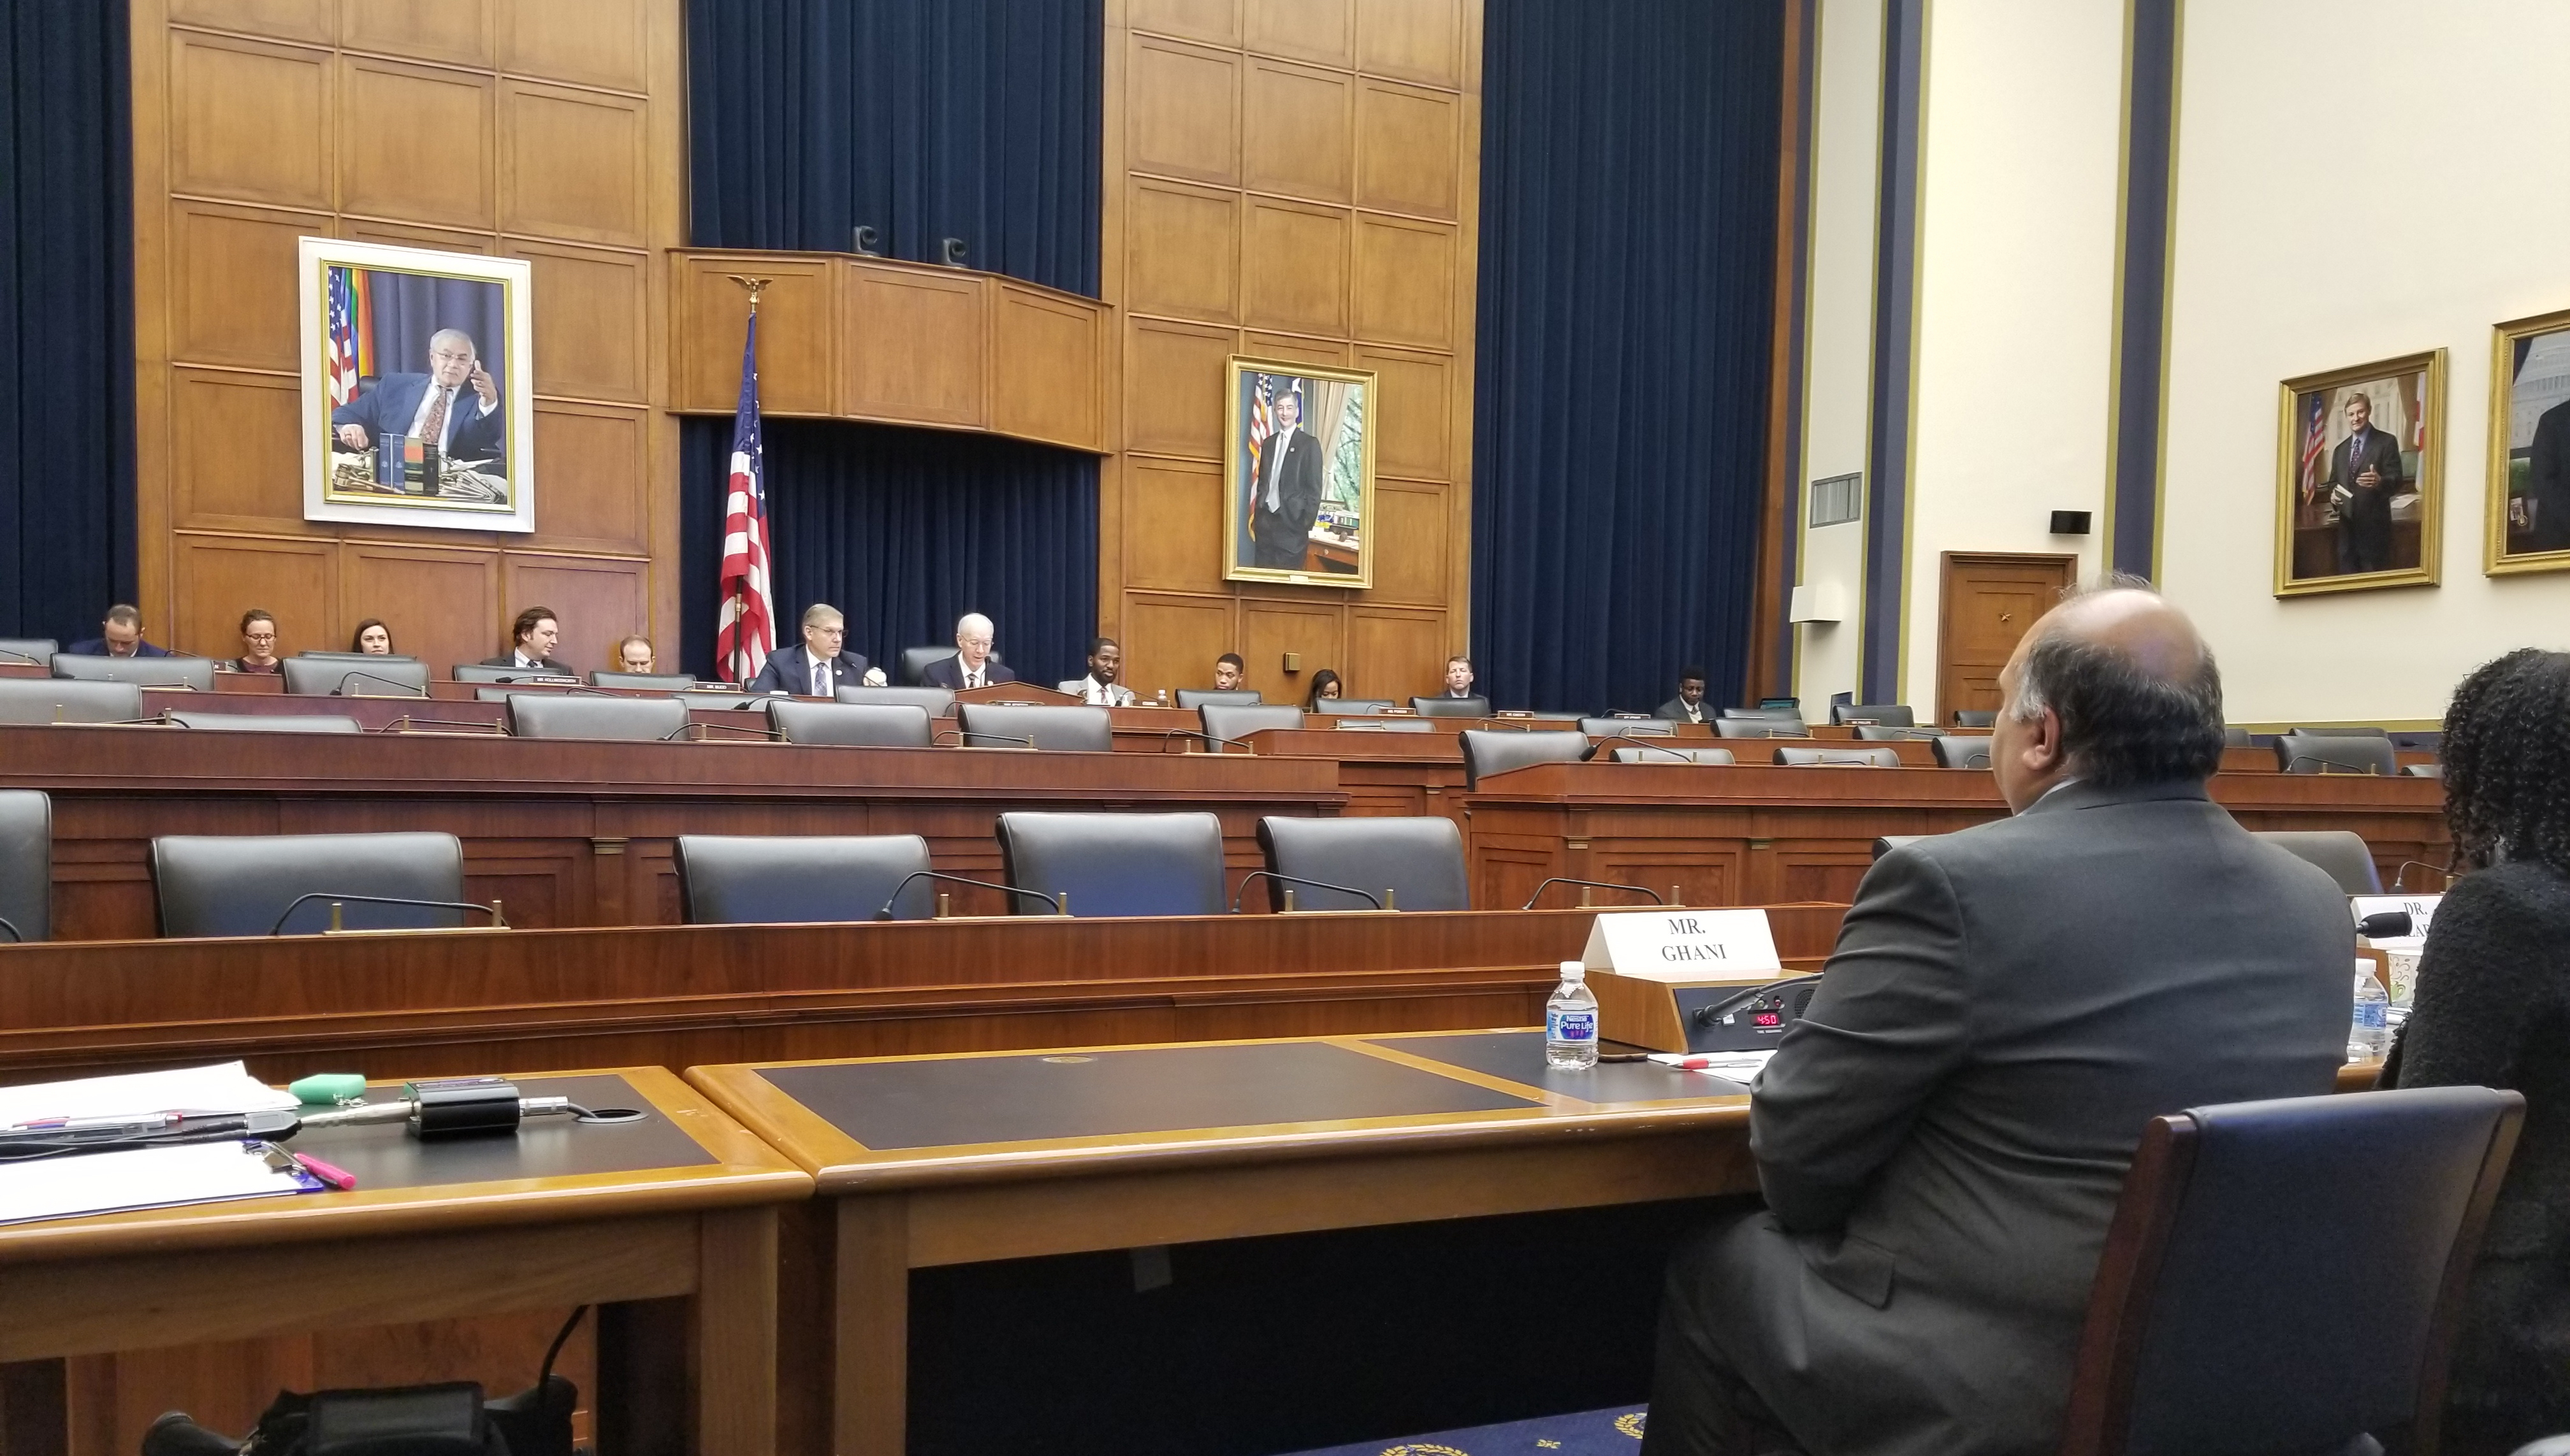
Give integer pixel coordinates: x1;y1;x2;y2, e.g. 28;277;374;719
1862;0;1926;705
2109;0;2178;580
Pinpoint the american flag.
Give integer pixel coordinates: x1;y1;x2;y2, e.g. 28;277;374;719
1245;373;1274;515
326;266;363;407
2299;394;2328;492
715;314;777;684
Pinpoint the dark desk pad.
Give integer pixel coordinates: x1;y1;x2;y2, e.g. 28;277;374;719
291;1074;714;1191
761;1042;1543;1152
1374;1032;1753;1102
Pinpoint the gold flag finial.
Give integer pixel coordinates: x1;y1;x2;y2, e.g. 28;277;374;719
725;275;774;314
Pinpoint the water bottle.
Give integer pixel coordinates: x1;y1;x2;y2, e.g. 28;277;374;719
2349;963;2390;1062
1546;960;1599;1070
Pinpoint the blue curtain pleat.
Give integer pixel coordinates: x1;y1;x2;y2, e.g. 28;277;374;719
1;0;135;642
679;0;1101;683
1472;0;1783;714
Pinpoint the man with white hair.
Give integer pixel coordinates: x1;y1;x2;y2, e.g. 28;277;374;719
921;612;1017;690
329;326;507;478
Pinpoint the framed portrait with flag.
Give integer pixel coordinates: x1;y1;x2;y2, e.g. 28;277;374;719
2273;350;2444;596
1223;357;1377;588
2486;308;2570;577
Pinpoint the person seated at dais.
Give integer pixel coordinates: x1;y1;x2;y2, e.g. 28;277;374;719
1060;636;1135;706
350;619;394;654
1657;666;1709;724
1213;653;1247;692
481;607;570;674
612;635;657;674
227;609;282;675
1305;668;1344;710
921;612;1017;690
748;603;882;696
65;603;171;658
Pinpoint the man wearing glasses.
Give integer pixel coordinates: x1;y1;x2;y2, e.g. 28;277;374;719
329;328;507;480
749;603;883;696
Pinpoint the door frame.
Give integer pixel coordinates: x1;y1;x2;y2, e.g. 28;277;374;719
1935;551;2079;727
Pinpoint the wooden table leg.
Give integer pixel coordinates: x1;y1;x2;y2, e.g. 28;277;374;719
832;1196;910;1456
695;1207;778;1456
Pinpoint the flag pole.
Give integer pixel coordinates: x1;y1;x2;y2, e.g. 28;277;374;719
722;277;772;686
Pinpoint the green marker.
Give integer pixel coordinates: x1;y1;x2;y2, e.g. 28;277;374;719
289;1072;368;1107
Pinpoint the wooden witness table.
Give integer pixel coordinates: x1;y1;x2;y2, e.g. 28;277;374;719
0;1066;809;1456
688;1030;1766;1456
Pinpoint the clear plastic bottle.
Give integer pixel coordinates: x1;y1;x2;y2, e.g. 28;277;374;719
2349;963;2391;1062
1546;960;1600;1070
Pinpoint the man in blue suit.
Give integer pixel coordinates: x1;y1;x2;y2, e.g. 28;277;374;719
920;612;1017;690
64;603;172;658
331;328;507;478
748;603;882;696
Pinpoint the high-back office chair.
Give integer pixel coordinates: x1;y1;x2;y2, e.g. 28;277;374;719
955;703;1111;751
2056;1087;2522;1456
767;700;934;747
1774;746;1899;767
674;833;936;923
901;645;1001;685
994;811;1226;918
2224;725;2253;747
1608;745;1734;765
2276;731;2397;776
151;831;470;937
0;678;144;723
836;684;957;716
1722;705;1803;720
296;649;419;663
1458;729;1589;789
1581;717;1671;737
0;637;61;666
505;694;691;742
168;712;362;733
282;656;429;696
52;653;215;690
1933;735;1994;769
1832;703;1915;726
451;663;574;684
1953;709;1997;728
1202;703;1303;745
1714;717;1806;740
1255;816;1467;912
0;789;52;942
590;670;701;690
1312;698;1398;715
2252;830;2383;895
1855;724;1942;741
1177;689;1262;709
1411;695;1492;718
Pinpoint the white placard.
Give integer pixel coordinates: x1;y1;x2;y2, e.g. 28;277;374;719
1582;909;1784;984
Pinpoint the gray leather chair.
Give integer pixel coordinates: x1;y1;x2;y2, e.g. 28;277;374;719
675;690;767;712
1202;703;1303;746
52;653;215;690
767;700;934;747
0;637;60;666
590;670;701;690
296;649;418;663
1933;735;1995;769
2276;731;2397;776
2253;830;2383;895
1581;717;1671;737
506;694;691;741
1459;728;1588;789
1177;689;1262;709
152;830;468;937
1721;705;1801;720
0;789;50;941
1331;718;1434;733
1607;745;1734;765
282;656;429;696
1715;716;1807;739
836;684;957;716
0;678;143;723
1953;709;1997;728
2225;725;2254;747
1855;724;1942;741
1314;698;1398;715
1833;703;1915;726
1256;816;1467;912
1872;833;1933;860
995;811;1226;918
450;663;575;684
956;703;1110;751
169;712;362;733
1774;746;1900;767
1411;695;1491;718
674;833;935;923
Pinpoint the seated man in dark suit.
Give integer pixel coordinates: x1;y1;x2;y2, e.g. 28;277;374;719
748;602;880;696
479;605;572;675
920;612;1018;691
1656;665;1709;724
330;328;507;479
64;603;172;658
1641;581;2355;1456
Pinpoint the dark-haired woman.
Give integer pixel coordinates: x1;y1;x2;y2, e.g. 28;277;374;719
1305;668;1344;711
351;619;393;654
2385;646;2570;1454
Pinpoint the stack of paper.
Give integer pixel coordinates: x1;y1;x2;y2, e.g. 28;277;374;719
0;1062;299;1130
1647;1049;1776;1080
0;1141;319;1226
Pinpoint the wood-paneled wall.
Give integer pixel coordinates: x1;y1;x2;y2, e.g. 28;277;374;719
1101;0;1483;706
129;0;684;675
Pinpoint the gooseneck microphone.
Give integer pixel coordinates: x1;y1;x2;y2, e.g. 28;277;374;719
933;728;1038;748
873;870;1063;919
0;915;21;943
1230;870;1383;912
335;670;429;698
267;893;508;937
1521;878;1667;911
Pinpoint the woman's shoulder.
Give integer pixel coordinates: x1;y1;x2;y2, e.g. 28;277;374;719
2439;859;2570;937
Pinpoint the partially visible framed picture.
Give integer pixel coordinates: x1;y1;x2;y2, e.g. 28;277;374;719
298;236;535;533
2487;308;2570;576
2274;350;2444;596
1224;357;1377;588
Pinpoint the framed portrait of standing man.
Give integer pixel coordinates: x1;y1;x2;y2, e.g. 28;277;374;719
2273;350;2444;596
1224;358;1377;588
2487;308;2570;575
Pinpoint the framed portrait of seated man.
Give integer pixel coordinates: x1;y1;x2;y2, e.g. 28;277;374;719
1224;357;1377;588
2274;350;2444;596
296;237;535;533
2487;308;2570;576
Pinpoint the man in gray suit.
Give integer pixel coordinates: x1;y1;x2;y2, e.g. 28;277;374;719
1641;582;2353;1456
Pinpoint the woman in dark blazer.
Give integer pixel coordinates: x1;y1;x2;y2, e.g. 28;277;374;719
2386;646;2570;1455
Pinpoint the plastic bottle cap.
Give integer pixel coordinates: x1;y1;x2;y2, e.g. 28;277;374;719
1558;960;1586;980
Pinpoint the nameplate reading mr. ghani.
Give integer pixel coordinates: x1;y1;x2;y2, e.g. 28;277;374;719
1581;908;1783;984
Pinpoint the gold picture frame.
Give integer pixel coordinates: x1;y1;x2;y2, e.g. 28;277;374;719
2486;308;2570;576
1223;357;1378;589
2274;350;2444;596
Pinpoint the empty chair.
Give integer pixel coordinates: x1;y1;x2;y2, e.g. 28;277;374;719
2276;730;2397;776
1411;695;1492;718
152;830;468;937
52;652;214;690
1774;746;1899;767
995;811;1225;918
506;694;690;742
168;712;361;733
2253;830;2383;895
1458;728;1588;789
1313;698;1397;715
1715;716;1807;739
1833;702;1915;726
1953;709;1997;728
2224;725;2253;747
0;678;143;723
450;663;573;684
1177;688;1262;709
1722;705;1802;720
767;700;933;747
1608;746;1734;765
674;833;936;923
955;703;1110;751
282;656;428;696
2055;1087;2522;1456
590;670;701;690
1856;724;1942;741
837;684;957;716
1202;703;1303;746
0;789;50;941
1256;816;1467;912
0;637;60;666
1872;833;1933;860
1933;735;1994;769
1581;717;1672;737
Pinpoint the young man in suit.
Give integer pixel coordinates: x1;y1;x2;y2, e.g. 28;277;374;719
1247;386;1325;570
1656;667;1708;724
479;606;571;674
748;603;880;696
1212;653;1247;692
64;603;171;658
921;612;1018;690
330;329;507;479
2325;391;2405;574
1642;583;2353;1456
1438;655;1477;697
1059;636;1135;705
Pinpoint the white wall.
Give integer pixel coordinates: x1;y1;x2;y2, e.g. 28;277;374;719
2160;0;2570;726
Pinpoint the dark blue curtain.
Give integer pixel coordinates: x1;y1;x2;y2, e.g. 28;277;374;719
1471;0;1783;714
1;0;134;644
681;0;1101;683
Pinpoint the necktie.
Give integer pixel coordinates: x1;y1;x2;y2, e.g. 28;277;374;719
1265;438;1284;512
421;387;450;449
815;658;831;697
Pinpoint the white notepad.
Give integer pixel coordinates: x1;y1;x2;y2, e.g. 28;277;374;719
0;1062;299;1130
0;1141;320;1227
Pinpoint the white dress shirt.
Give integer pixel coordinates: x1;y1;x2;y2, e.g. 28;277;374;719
806;648;837;698
1067;675;1133;706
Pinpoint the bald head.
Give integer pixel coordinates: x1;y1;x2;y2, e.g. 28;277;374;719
1992;581;2226;811
2038;587;2207;681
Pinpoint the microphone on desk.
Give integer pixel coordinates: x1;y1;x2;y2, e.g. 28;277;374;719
1230;870;1383;912
1521;877;1667;911
2358;910;2414;939
872;870;1062;920
2392;860;2453;893
660;719;781;742
333;670;430;698
933;728;1038;748
1159;729;1249;752
0;647;38;666
1592;737;1692;761
266;892;509;937
2284;755;2381;775
0;915;22;943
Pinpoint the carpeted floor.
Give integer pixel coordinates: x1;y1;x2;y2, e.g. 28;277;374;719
1275;1404;1648;1456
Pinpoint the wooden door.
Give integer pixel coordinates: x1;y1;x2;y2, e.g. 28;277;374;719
1936;552;2078;726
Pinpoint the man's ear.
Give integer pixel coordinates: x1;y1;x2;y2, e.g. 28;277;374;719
2028;705;2068;772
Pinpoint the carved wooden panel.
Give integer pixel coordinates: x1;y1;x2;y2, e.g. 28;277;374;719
500;0;651;93
840;268;985;426
168;0;334;46
1244;333;1351;367
337;57;495;229
1125;459;1228;593
511;241;648;403
502;555;648;673
1129;0;1243;51
992;285;1105;450
498;81;648;247
1124;317;1238;461
174;536;337;659
340;0;493;69
1347;606;1446;700
1351;213;1454;347
1121;594;1239;703
527;402;650;553
1356;78;1460;219
1368;482;1447;605
1356;0;1465;88
341;545;502;674
1127;179;1240;323
1128;36;1242;186
1243;60;1352;204
170;32;332;209
170;369;304;530
169;201;325;372
1356;344;1451;480
1246;0;1354;68
344;219;496;254
672;256;833;415
1244;198;1349;336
